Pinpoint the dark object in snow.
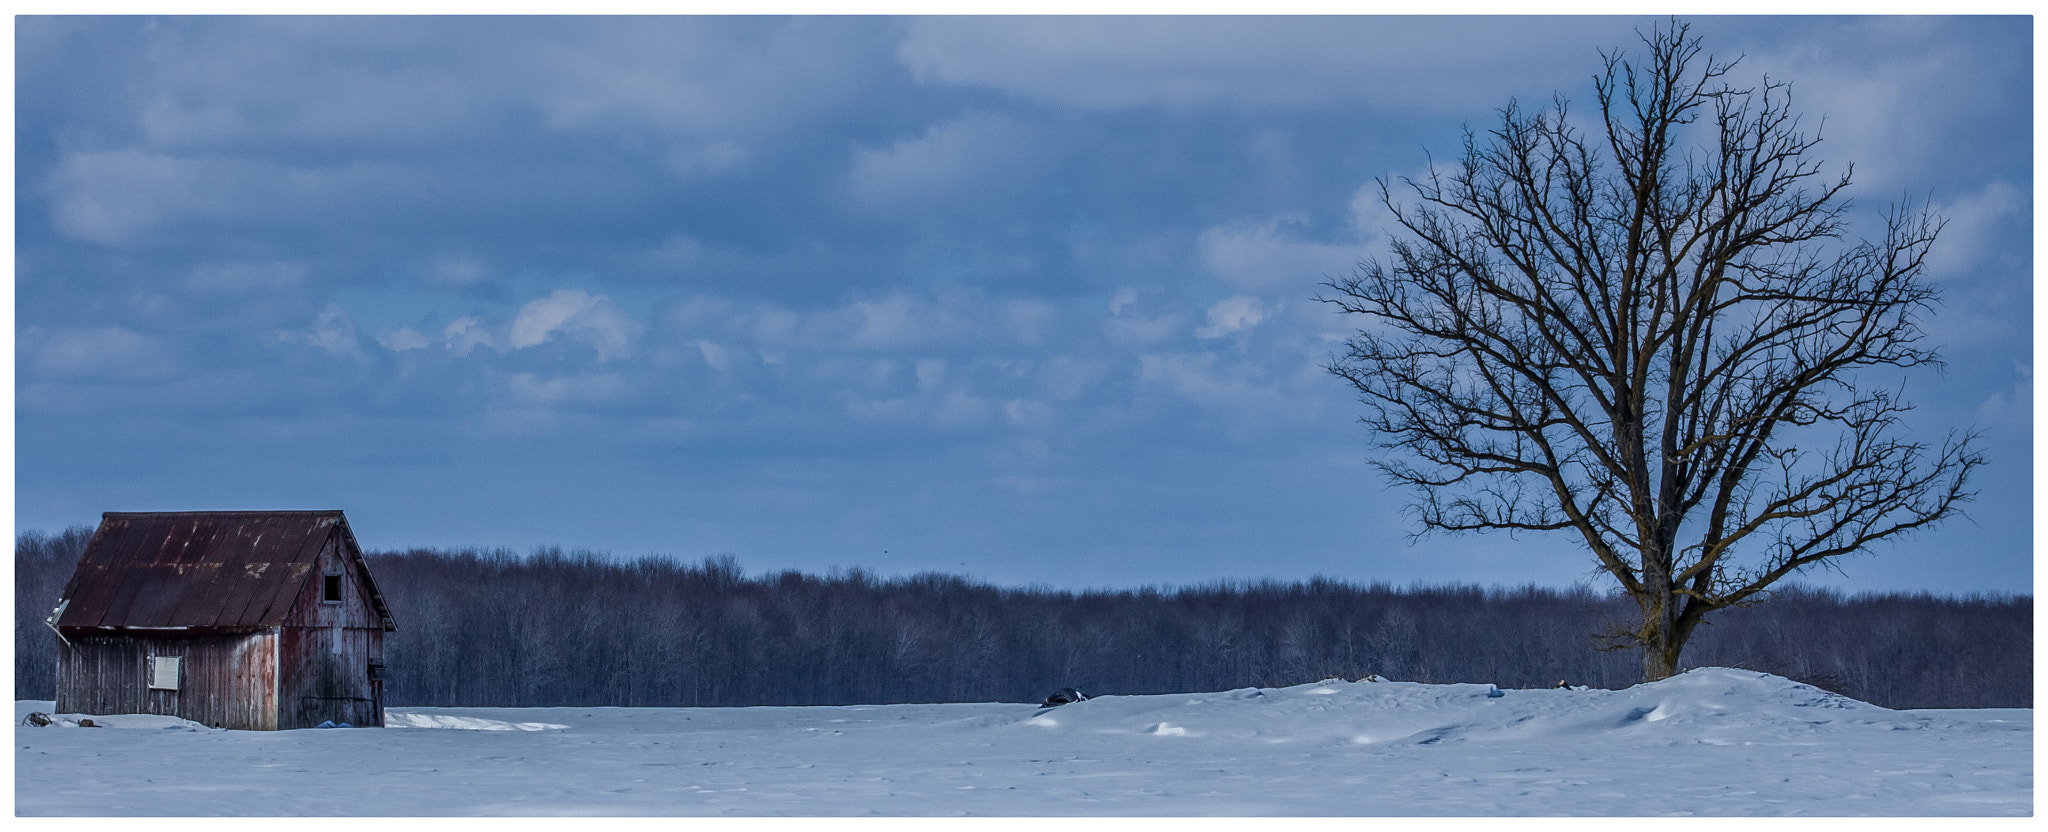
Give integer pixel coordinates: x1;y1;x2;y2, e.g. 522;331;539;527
315;720;353;729
1040;688;1087;708
23;712;53;727
1485;685;1505;698
76;718;99;727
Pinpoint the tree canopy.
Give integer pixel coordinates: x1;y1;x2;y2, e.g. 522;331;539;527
1320;22;1982;681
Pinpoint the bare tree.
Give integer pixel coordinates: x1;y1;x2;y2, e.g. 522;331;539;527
1319;23;1982;682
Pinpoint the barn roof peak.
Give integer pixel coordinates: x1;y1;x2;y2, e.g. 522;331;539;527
103;509;347;517
55;510;395;633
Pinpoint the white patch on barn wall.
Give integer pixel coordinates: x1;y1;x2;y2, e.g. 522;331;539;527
149;656;181;691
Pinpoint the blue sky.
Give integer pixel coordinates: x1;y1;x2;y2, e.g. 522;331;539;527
12;16;2032;594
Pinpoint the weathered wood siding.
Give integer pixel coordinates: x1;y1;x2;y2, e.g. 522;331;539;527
54;630;279;730
276;533;385;728
276;625;382;728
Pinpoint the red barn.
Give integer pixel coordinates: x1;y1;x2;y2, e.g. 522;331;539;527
50;510;396;730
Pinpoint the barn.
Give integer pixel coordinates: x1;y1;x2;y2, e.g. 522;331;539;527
49;510;396;730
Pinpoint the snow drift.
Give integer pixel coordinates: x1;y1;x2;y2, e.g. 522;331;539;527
15;668;2029;816
1020;667;1886;746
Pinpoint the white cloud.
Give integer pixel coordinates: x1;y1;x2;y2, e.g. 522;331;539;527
1109;287;1139;316
508;290;594;348
846;113;1051;212
523;18;891;180
1721;19;2023;196
127;18;487;151
1002;398;1053;430
1197;215;1369;291
843;381;998;431
897;17;1633;115
443;317;493;356
378;328;433;352
508;289;638;360
1102;313;1185;348
1098;286;1188;347
694;339;737;373
1000;299;1058;346
1975;369;2030;426
1348;180;1402;238
46;150;204;245
931;390;992;428
107;18;882;166
45;149;410;246
380;316;494;356
662;140;750;177
1196;297;1269;339
23;326;176;379
845;293;923;348
914;358;947;392
506;372;628;407
185;260;308;294
370;291;640;361
667;288;1058;355
647;234;705;268
1925;180;2027;277
425;255;486;287
1032;355;1110;403
277;304;363;359
1139;352;1259;406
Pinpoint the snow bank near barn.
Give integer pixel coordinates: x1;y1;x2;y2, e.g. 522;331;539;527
15;711;212;731
383;712;568;731
15;668;2030;816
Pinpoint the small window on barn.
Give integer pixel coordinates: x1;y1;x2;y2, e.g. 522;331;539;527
322;573;343;604
149;656;181;691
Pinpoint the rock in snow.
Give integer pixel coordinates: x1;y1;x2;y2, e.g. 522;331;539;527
14;668;2030;816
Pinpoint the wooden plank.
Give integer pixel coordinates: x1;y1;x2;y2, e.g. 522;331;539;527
342;550;377;628
65;638;147;717
266;629;281;730
277;623;378;729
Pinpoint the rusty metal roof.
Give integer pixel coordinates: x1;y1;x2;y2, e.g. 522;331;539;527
55;511;395;633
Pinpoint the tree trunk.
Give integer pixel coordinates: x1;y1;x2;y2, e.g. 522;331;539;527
1641;633;1678;682
1640;541;1682;682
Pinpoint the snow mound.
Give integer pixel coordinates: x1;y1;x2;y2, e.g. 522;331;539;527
21;711;214;731
1018;667;1890;747
13;672;2029;816
383;712;569;731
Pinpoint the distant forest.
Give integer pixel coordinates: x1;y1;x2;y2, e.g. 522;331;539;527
16;527;2032;709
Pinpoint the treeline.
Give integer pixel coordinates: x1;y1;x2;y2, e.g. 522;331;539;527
14;529;2032;709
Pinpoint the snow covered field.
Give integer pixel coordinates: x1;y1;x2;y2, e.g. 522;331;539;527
13;668;2029;816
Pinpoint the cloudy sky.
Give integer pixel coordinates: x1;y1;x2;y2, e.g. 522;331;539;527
13;16;2031;594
